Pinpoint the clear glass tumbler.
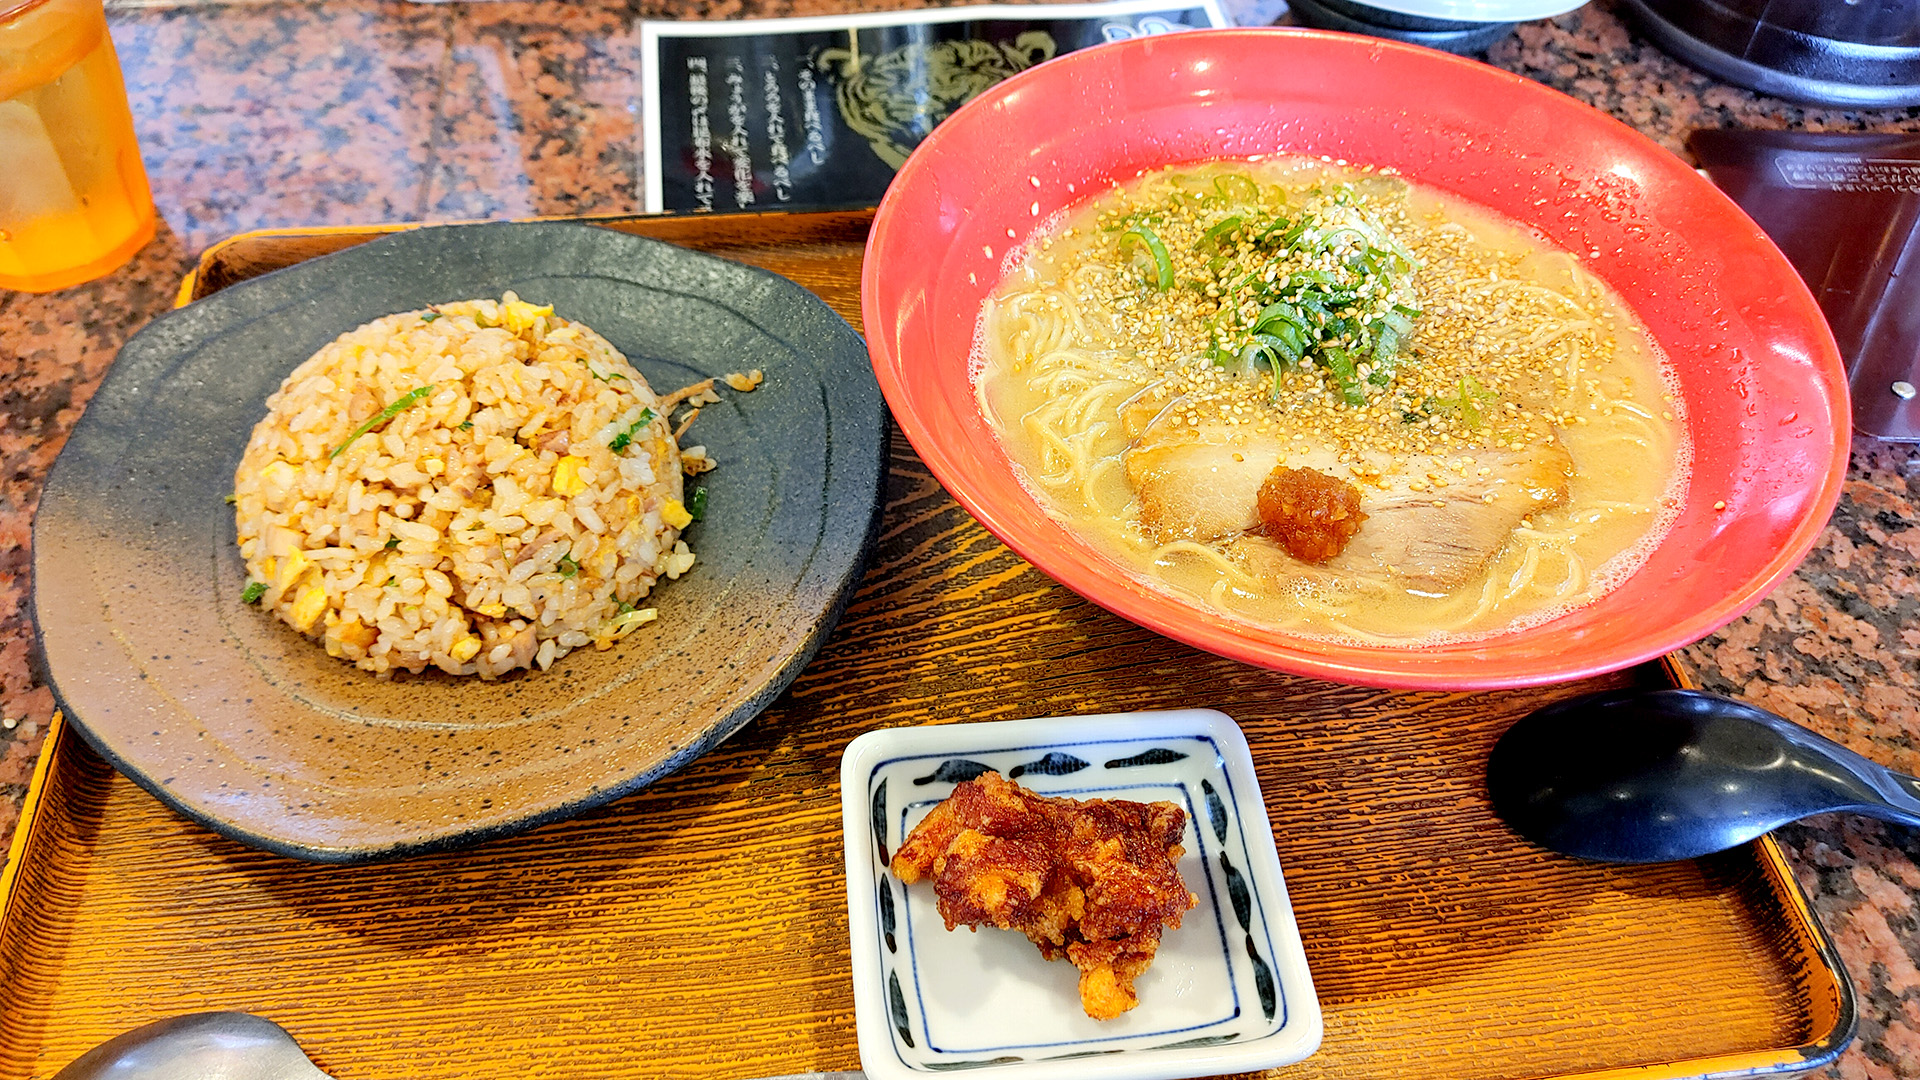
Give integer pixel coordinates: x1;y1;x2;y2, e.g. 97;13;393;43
0;0;155;293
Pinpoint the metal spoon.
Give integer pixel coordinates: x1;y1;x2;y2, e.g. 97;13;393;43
1487;688;1920;863
51;1011;867;1080
51;1013;333;1080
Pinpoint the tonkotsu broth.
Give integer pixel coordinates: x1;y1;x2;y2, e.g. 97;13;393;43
974;158;1689;643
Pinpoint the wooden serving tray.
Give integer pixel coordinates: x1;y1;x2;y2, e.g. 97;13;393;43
0;212;1852;1080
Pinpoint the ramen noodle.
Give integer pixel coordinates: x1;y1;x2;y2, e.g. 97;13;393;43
974;158;1689;643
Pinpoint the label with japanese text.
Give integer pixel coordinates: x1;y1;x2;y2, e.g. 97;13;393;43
1773;152;1920;194
641;0;1228;213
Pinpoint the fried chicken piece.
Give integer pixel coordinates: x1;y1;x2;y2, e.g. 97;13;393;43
890;771;1197;1020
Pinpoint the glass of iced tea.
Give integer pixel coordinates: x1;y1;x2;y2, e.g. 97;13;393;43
0;0;154;293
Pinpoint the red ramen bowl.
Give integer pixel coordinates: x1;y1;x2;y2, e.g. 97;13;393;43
861;29;1847;690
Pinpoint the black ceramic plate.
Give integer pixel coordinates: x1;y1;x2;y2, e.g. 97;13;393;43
33;221;887;863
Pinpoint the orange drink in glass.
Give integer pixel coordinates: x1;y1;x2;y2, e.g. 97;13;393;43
0;0;155;293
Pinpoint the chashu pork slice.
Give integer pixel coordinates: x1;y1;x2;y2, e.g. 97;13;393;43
1123;415;1572;594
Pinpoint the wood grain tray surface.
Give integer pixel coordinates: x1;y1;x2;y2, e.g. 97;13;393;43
0;212;1853;1080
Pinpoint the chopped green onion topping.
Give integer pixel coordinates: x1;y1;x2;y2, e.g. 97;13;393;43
1118;227;1174;291
241;581;266;604
421;312;440;323
557;554;579;578
223;493;237;505
1322;347;1366;406
1214;174;1261;203
1106;173;1422;406
608;407;657;453
1427;375;1496;428
330;385;434;460
1198;215;1244;251
384;536;400;550
688;485;708;522
458;420;474;431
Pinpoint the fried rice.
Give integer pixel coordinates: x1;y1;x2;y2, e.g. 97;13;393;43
232;293;697;679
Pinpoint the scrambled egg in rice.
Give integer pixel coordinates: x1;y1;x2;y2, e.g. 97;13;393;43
233;293;746;679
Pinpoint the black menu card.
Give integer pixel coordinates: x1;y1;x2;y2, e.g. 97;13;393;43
642;0;1228;215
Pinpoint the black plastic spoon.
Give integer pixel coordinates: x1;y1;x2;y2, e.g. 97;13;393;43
1487;688;1920;863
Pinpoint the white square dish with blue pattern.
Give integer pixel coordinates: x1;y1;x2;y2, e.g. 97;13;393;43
840;709;1321;1080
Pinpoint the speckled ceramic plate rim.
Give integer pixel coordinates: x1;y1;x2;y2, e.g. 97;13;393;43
32;220;888;863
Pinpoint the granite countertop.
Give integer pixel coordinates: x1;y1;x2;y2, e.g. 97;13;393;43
2;0;1918;1074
